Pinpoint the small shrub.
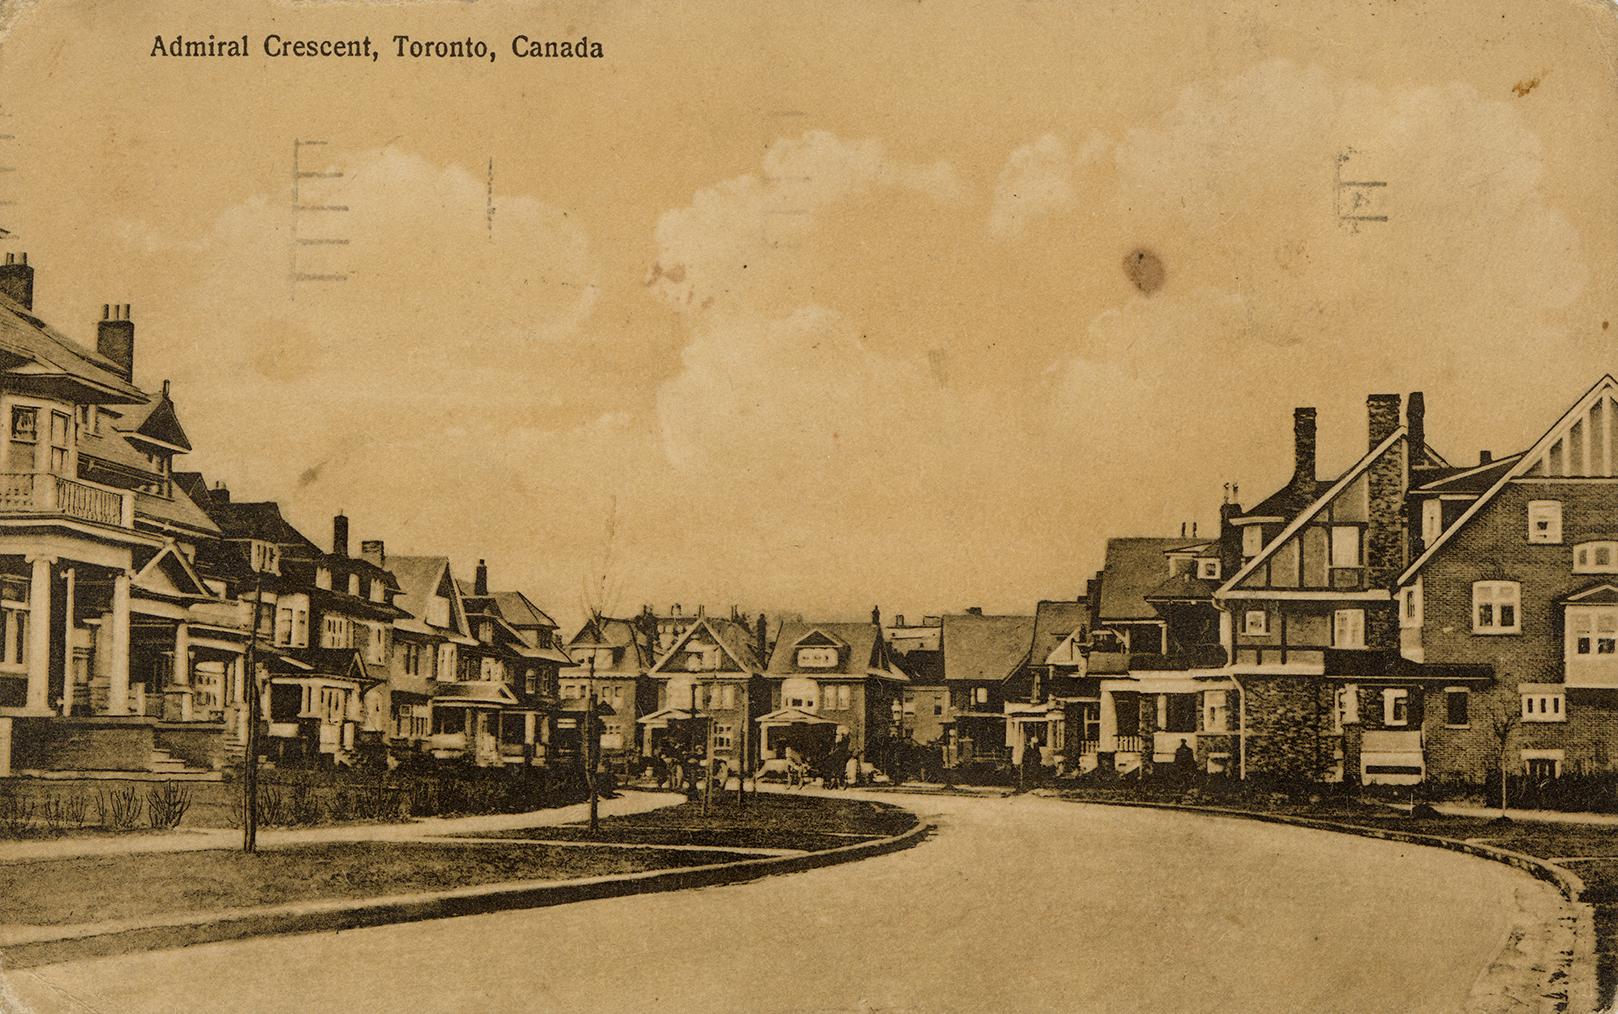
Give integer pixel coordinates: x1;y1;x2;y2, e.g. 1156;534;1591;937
258;785;285;827
147;781;192;830
99;785;143;831
0;790;36;836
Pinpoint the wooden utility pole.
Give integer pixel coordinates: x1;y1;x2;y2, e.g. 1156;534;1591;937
242;570;266;854
736;683;747;808
702;672;714;817
586;650;600;832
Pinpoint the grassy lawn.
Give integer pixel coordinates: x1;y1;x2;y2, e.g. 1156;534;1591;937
0;841;754;930
459;792;918;852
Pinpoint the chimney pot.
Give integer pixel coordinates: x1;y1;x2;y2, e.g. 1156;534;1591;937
96;304;135;380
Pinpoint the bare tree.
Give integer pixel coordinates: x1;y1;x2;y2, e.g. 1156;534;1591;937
1482;699;1520;816
577;496;623;834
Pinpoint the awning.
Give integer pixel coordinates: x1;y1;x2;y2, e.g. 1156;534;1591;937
637;707;696;726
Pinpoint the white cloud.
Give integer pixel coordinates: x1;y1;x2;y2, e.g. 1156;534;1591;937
988;133;1107;239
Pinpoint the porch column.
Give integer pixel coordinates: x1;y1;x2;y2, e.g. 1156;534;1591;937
172;622;192;721
60;566;75;717
24;555;52;713
0;717;10;775
231;657;247;743
107;570;131;715
1099;688;1118;747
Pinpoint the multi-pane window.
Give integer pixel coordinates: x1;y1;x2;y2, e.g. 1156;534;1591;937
1567;605;1618;685
1242;610;1269;635
403;642;423;676
0;602;26;668
1400;583;1423;628
1527;501;1563;544
7;406;36;471
1203;690;1230;732
274;602;309;647
47;411;69;474
1472;582;1521;633
1332;609;1365;649
713;724;735;750
1574;542;1618;574
1521;691;1565;722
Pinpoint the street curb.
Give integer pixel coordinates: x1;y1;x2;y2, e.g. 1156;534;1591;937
1056;796;1596;1013
0;818;931;970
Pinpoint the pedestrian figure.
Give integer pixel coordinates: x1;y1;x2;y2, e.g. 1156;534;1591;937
845;752;860;789
1174;738;1195;782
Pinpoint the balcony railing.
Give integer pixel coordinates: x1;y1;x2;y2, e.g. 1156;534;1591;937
0;473;132;528
1113;734;1144;754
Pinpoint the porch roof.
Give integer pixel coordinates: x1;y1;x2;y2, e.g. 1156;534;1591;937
432;680;518;708
756;706;838;726
637;706;695;725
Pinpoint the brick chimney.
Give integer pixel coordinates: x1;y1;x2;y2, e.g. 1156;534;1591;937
1479;449;1493;465
871;604;881;627
211;481;230;503
474;559;488;596
331;513;349;557
97;304;135;380
1292;407;1317;483
756;612;768;660
0;253;33;309
1365;394;1407;629
360;539;385;567
1407;392;1426;467
1367;394;1401;450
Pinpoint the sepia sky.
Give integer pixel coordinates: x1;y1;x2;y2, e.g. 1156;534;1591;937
0;0;1614;630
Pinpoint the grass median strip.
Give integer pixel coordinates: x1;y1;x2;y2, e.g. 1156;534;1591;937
450;792;918;853
0;840;756;931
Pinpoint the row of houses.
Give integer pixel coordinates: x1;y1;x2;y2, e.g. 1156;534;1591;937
0;252;1609;789
944;376;1618;788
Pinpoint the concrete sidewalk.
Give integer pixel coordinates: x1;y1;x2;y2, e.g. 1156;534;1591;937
0;790;685;864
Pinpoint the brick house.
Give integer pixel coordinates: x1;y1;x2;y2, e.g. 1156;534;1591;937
938;611;1034;766
382;555;485;762
1394;374;1618;784
760;615;908;771
458;561;566;767
561;614;657;768
1089;537;1233;775
641;615;768;777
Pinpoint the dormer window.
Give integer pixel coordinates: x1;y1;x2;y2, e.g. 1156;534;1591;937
1197;558;1221;580
1528;501;1562;544
347;572;360;596
1574;542;1618;574
796;646;839;669
315;567;332;590
248;540;281;576
368;579;385;603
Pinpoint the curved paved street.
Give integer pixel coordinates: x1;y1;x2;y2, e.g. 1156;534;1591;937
5;792;1562;1013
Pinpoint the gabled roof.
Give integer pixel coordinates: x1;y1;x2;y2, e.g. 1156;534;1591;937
649;616;762;674
131;542;212;599
1096;538;1204;621
1220;424;1407;595
387;554;475;643
940;613;1034;682
196;494;321;557
489;590;558;630
1402;375;1618;585
765;621;905;681
1561;581;1618;604
1029;600;1089;667
566;616;654;672
120;387;192;452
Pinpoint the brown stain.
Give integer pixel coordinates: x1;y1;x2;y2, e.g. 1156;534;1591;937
1512;76;1540;97
1123;248;1165;295
1604;320;1610;331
